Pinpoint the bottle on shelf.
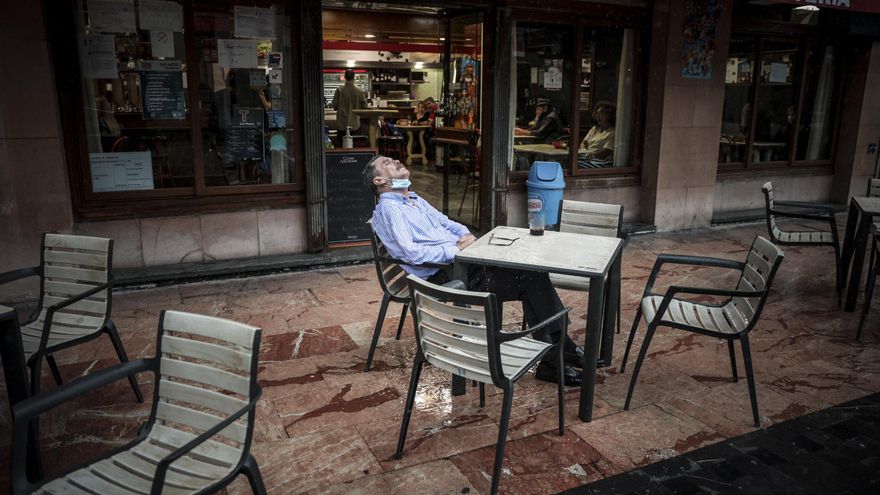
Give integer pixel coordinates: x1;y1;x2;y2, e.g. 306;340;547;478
343;127;353;149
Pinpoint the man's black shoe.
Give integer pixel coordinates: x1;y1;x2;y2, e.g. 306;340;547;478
535;361;582;387
563;344;585;368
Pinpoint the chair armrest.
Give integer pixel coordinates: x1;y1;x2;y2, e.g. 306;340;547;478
0;266;40;286
497;307;571;343
377;254;449;270
769;209;836;224
668;285;764;299
773;199;836;213
39;281;113;353
150;386;262;495
644;255;744;295
11;358;155;493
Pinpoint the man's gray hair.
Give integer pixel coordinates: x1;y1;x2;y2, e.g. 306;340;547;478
362;155;384;196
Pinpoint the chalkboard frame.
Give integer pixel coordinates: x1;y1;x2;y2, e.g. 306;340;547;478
326;148;378;244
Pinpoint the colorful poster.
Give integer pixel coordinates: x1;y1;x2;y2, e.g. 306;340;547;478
681;0;719;80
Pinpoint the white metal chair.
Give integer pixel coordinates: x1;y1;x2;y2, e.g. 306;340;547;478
396;275;569;495
0;233;142;401
10;310;267;495
761;182;841;305
621;236;784;427
364;220;450;371
548;200;624;338
868;178;880;198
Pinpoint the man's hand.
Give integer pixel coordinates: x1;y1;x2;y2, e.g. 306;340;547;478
457;234;477;250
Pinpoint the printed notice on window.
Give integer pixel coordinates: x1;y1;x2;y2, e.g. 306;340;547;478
217;39;258;68
90;152;155;192
87;0;136;33
138;0;183;31
139;60;185;120
768;63;789;84
82;34;118;79
234;6;276;39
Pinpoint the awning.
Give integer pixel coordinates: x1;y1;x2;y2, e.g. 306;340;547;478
771;1;880;15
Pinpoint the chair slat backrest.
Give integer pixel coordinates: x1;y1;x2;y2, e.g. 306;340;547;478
151;310;262;469
559;200;623;238
407;275;505;386
39;234;112;334
730;236;784;329
868;178;880;197
368;219;409;297
761;182;783;241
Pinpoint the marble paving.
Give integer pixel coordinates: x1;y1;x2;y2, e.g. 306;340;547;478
1;219;878;494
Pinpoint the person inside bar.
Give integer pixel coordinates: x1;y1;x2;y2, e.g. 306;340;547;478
578;101;616;168
514;98;562;144
363;154;585;386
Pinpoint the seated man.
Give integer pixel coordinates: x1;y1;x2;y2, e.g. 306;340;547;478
363;154;585;385
514;98;563;144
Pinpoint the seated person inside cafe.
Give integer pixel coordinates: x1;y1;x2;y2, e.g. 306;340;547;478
363;154;585;385
578;101;615;168
514;97;562;144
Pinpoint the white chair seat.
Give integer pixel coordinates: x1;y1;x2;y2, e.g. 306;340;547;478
641;295;750;334
772;227;833;244
549;273;591;291
423;335;552;384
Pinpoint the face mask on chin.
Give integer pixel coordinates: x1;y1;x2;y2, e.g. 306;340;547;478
381;177;411;189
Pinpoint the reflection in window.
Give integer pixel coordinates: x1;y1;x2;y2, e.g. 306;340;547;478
797;45;837;161
719;37;757;164
76;0;192;192
196;3;296;187
512;23;574;171
753;40;798;163
576;27;636;170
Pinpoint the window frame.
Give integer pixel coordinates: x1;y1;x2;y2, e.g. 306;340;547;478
50;0;307;221
508;8;648;180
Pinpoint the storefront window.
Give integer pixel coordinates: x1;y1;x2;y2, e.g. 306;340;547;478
77;0;193;192
68;0;302;209
753;40;798;163
195;3;297;187
797;44;837;161
511;20;641;175
720;37;757;165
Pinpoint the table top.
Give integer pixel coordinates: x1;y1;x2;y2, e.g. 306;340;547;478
513;135;541;142
353;108;399;116
513;144;572;157
853;196;880;214
396;124;431;131
456;226;623;278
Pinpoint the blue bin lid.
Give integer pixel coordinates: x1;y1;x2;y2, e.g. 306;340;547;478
526;161;565;189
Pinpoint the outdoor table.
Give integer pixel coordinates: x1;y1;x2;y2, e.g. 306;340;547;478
452;226;623;422
353;108;399;148
396;124;431;166
841;196;880;311
0;305;42;481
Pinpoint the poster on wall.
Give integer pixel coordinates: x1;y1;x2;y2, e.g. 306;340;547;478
217;39;258;68
543;59;563;90
138;0;183;31
89;152;154;192
234;6;276;39
681;0;719;80
82;34;118;79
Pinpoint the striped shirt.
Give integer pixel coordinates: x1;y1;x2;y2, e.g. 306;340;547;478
371;191;470;279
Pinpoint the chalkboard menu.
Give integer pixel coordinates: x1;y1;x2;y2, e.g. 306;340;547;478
326;149;376;243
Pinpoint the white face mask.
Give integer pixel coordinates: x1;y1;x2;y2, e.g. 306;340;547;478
381;177;411;189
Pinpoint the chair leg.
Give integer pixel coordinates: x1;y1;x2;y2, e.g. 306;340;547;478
365;293;392;372
620;305;643;373
857;244;878;340
740;334;761;428
834;242;843;308
490;385;514;495
624;322;658;410
727;339;739;382
395;353;424;460
395;303;409;341
557;341;565;436
28;358;42;397
616;283;622;334
46;354;64;386
240;453;268;495
105;321;144;403
479;383;486;407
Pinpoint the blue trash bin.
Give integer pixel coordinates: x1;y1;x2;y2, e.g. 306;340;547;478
526;161;566;228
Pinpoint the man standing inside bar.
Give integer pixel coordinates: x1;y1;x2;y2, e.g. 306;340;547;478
362;155;585;386
332;69;367;146
514;97;562;144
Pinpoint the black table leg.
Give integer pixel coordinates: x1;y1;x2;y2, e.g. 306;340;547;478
600;254;621;367
845;211;870;312
579;275;604;422
840;200;860;306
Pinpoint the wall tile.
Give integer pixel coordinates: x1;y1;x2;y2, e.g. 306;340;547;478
140;216;203;266
201;211;260;261
0;39;60;139
3;137;73;232
258;207;307;256
75;219;144;268
692;85;725;128
661;85;696;127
